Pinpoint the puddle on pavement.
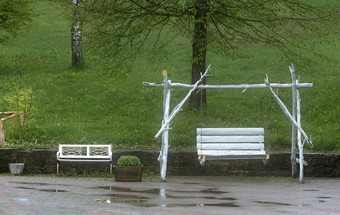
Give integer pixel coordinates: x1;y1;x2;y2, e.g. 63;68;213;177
9;181;53;186
254;201;291;206
15;186;68;193
92;186;235;208
200;188;228;194
10;181;71;187
98;198;239;208
90;186;130;191
165;202;239;208
91;186;228;195
91;186;160;194
164;193;236;201
182;182;200;185
303;189;320;192
317;197;331;203
100;193;150;200
97;199;157;207
204;196;236;201
172;187;228;195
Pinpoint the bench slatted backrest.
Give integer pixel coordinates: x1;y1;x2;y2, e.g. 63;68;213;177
197;128;266;160
58;144;112;160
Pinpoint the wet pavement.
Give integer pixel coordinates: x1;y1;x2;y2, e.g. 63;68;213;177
0;176;339;214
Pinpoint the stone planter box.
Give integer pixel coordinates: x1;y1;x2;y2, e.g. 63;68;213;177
114;166;143;182
9;163;25;175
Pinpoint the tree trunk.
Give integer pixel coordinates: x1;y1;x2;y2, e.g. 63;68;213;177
189;0;208;109
71;0;84;67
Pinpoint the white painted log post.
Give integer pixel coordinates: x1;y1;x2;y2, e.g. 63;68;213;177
290;63;297;177
159;70;171;182
154;65;210;181
297;79;304;183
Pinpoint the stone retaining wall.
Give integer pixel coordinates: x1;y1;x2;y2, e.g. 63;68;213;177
0;149;339;177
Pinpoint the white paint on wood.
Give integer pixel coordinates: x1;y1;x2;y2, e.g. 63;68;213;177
197;135;264;143
197;128;264;135
197;127;266;161
159;72;171;182
197;143;264;150
143;82;313;89
198;150;266;156
202;154;267;160
297;79;304;183
290;63;298;177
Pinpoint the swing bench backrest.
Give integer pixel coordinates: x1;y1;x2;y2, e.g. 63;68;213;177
197;128;267;164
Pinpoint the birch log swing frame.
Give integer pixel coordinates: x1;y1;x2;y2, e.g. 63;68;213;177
143;63;313;183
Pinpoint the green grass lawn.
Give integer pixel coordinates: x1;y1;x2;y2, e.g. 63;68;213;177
0;0;339;152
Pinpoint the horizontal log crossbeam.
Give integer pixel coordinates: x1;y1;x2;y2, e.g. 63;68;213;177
143;82;313;89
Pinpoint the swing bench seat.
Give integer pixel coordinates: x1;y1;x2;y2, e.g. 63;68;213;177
197;128;268;165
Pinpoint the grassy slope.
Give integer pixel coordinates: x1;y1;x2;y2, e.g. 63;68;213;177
0;1;339;152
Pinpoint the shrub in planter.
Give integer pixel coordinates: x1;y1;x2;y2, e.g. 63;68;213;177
114;156;143;182
117;155;141;167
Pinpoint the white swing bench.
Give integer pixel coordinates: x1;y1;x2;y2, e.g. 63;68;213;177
197;128;268;165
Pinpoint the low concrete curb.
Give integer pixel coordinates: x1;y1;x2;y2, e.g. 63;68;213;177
0;149;339;177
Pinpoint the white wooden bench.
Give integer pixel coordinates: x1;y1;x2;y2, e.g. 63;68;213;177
56;144;112;175
197;128;268;165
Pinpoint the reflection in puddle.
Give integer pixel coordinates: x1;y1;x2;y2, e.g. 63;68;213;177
97;199;157;207
98;198;239;208
172;187;228;195
100;193;150;200
166;202;239;208
9;181;53;186
182;182;200;185
15;186;68;193
254;201;291;206
164;193;236;201
303;189;320;192
95;186;238;208
204;196;236;201
91;186;228;195
91;186;160;194
200;188;228;194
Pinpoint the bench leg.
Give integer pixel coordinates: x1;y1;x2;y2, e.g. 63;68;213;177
110;163;113;175
57;162;60;176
